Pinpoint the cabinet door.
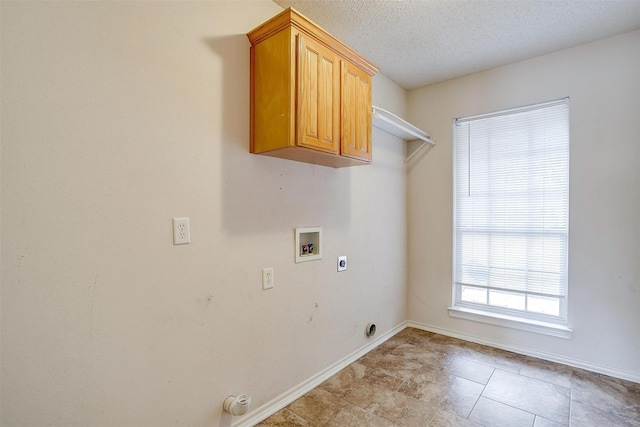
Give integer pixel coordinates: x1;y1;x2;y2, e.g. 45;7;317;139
297;35;340;154
340;61;372;162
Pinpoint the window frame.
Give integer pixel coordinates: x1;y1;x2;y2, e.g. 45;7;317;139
451;98;571;334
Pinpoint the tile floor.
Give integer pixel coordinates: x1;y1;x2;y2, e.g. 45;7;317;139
256;328;640;427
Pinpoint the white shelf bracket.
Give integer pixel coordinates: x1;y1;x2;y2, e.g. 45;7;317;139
371;105;435;163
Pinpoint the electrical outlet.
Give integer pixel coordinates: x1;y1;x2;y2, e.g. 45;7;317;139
262;267;274;290
173;218;190;245
337;256;347;272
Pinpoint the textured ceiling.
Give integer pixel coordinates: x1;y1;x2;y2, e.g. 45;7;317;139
273;0;640;90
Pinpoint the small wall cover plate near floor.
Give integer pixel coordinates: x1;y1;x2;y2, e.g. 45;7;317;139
337;255;347;272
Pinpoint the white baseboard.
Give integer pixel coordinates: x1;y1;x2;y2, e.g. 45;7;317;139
233;321;408;427
406;320;640;384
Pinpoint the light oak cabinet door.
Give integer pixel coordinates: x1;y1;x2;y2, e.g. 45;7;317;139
341;60;372;162
297;35;340;154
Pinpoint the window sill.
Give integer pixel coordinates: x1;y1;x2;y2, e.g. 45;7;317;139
448;306;573;339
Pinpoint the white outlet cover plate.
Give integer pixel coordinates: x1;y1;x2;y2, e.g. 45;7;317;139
337;256;347;272
173;218;191;245
262;267;274;290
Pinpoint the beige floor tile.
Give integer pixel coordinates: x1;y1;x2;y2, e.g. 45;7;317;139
428;409;482;426
533;415;566;427
323;404;396;427
367;390;438;426
455;347;523;373
255;408;313;426
483;369;570;425
445;356;495;385
518;356;574;389
468;397;535;427
356;347;388;368
286;388;349;425
570;401;640;427
399;371;485;418
391;343;455;369
320;363;404;409
375;352;424;381
571;369;640;421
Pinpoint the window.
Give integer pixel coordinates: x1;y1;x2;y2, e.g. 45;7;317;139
453;98;569;325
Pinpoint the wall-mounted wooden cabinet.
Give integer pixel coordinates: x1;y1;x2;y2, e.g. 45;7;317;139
247;8;378;168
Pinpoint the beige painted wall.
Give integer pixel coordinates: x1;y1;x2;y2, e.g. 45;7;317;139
0;1;408;425
407;30;640;379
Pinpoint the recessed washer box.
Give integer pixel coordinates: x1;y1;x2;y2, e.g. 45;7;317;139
295;227;322;263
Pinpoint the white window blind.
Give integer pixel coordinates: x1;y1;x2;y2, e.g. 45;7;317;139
453;98;569;322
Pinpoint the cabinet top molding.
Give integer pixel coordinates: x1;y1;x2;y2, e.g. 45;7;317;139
247;7;379;77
